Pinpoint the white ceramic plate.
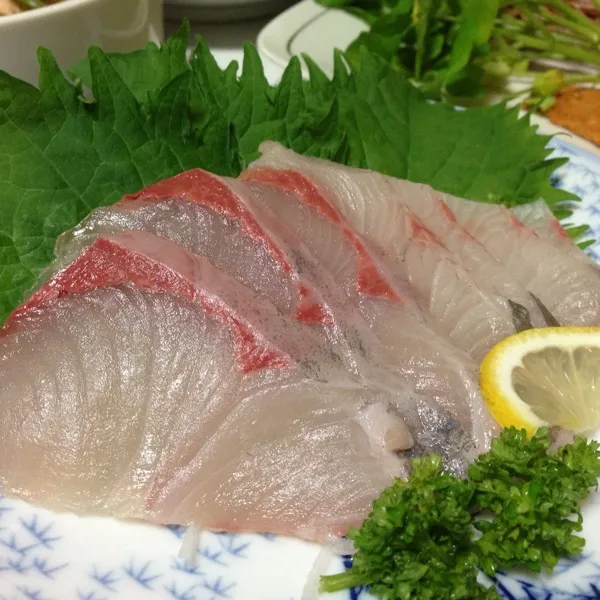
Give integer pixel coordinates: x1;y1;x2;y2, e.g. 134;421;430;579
1;137;600;600
257;0;600;158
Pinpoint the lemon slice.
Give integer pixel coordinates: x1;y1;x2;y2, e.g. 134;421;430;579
480;327;600;435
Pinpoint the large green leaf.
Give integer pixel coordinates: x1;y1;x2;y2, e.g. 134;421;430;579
0;25;574;322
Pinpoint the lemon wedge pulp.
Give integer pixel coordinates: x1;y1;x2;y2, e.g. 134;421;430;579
480;327;600;435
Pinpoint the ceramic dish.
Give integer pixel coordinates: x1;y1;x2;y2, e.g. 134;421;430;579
0;0;163;86
164;0;297;23
257;0;600;158
0;136;599;600
257;0;364;77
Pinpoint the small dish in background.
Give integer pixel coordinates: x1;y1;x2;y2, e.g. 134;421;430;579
257;0;365;76
164;0;298;23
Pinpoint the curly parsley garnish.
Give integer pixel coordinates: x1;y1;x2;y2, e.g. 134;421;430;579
320;427;600;600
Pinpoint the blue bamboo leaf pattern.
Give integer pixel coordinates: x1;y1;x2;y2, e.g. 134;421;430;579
123;561;162;589
170;558;204;577
31;558;67;579
19;518;61;549
201;576;235;598
0;533;39;556
197;545;225;566
15;587;53;600
0;557;30;574
89;567;120;592
165;582;199;600
77;591;107;600
216;535;248;559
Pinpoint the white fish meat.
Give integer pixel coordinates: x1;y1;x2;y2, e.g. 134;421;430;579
247;142;546;329
442;195;600;326
0;230;412;542
244;145;534;359
55;170;496;464
512;199;599;271
236;172;498;450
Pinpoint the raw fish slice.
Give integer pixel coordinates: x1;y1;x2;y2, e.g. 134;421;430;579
221;183;495;465
512;200;573;249
404;228;520;360
231;182;498;463
243;167;519;362
55;173;406;384
247;141;545;327
6;230;330;377
443;195;600;326
55;173;485;467
238;175;498;453
387;183;547;326
0;282;409;543
55;169;329;325
512;200;599;269
55;199;299;319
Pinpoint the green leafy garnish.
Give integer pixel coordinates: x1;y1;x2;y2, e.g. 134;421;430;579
318;0;600;104
0;23;574;322
320;427;600;599
471;427;600;575
321;455;496;600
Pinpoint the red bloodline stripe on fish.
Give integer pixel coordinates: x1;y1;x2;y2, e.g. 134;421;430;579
295;283;333;324
123;169;331;325
242;168;403;304
432;194;479;244
122;169;293;273
551;219;571;240
406;213;445;247
2;233;290;374
508;209;538;233
438;199;458;224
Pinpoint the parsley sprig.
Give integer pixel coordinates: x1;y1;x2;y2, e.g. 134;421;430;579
320;427;600;599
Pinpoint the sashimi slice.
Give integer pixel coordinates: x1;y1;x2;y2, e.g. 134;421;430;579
0;282;410;542
243;165;522;361
220;182;498;463
55;170;329;326
512;200;599;270
5;230;331;376
386;184;547;326
54;173;402;383
403;225;521;360
236;175;498;453
246;141;546;328
53;173;490;466
442;195;600;326
54;199;301;320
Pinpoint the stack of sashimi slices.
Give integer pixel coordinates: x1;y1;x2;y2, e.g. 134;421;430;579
1;142;599;546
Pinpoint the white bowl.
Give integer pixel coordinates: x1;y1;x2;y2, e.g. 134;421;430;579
0;0;164;85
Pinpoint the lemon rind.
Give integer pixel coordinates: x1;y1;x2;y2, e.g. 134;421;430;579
480;326;600;435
